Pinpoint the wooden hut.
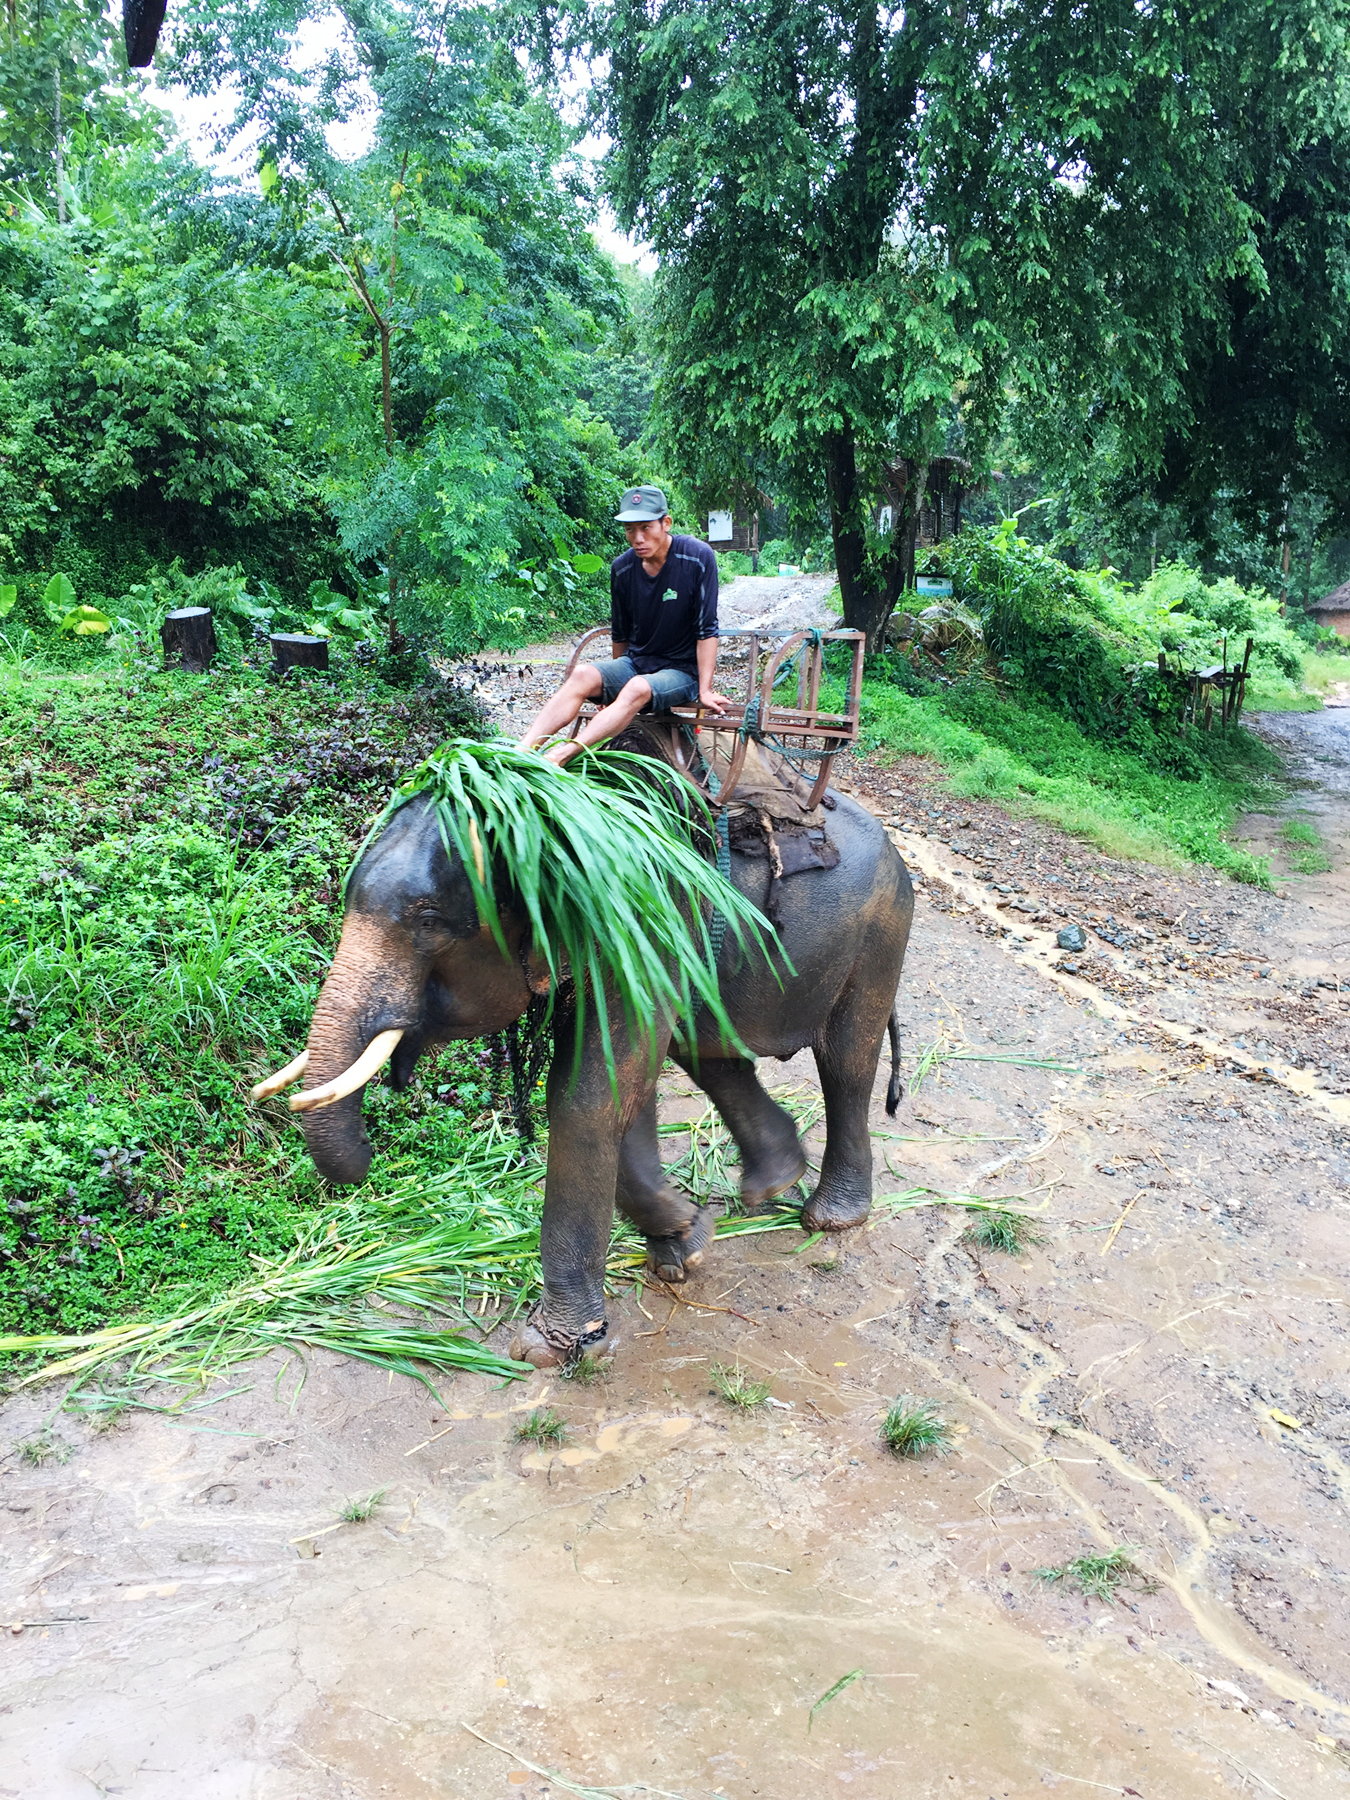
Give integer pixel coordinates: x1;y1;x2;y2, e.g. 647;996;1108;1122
1309;579;1350;639
705;508;759;556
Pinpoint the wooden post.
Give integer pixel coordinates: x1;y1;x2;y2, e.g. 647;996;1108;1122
270;633;329;676
160;607;217;672
1232;637;1255;724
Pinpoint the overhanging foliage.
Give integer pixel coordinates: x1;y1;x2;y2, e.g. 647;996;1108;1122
384;739;779;1073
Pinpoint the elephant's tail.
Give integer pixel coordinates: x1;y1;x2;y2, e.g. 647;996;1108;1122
885;998;903;1115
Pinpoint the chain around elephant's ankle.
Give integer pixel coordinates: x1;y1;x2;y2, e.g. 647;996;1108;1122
525;1302;608;1356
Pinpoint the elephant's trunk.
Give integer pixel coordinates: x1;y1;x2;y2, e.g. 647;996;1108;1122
298;917;424;1187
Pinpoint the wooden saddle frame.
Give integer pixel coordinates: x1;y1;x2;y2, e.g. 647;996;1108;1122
560;627;865;811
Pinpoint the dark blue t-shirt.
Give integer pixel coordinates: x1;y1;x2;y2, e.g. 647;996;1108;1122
610;535;719;678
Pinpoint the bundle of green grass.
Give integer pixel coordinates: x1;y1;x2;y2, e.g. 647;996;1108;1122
383;738;777;1069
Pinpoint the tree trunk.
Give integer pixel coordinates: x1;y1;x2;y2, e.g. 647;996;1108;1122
825;435;931;651
270;633;330;675
826;433;901;649
161;606;217;672
1279;535;1291;618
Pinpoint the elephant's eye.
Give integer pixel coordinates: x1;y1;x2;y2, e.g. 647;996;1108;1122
412;904;446;929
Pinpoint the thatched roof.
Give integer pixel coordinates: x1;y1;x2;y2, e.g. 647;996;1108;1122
1310;579;1350;614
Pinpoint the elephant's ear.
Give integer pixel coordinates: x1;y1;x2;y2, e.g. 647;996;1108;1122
523;939;553;996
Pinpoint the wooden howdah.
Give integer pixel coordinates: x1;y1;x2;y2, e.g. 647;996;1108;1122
561;627;866;810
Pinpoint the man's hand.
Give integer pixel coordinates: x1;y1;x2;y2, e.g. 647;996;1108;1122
696;636;728;714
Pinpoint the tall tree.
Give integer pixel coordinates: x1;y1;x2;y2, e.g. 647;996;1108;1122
161;0;627;646
564;0;1349;645
1;0;156;203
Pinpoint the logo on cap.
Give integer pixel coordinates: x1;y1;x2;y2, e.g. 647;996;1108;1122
626;492;640;504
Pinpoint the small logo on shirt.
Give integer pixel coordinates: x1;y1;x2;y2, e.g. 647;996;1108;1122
663;587;677;601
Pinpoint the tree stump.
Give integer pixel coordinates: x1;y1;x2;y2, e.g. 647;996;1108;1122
269;633;329;676
160;607;217;672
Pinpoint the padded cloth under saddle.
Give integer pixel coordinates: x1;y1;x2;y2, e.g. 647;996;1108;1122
695;729;841;920
618;719;841;927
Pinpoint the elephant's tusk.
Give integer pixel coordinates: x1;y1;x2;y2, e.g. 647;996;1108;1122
250;1049;309;1101
288;1029;405;1114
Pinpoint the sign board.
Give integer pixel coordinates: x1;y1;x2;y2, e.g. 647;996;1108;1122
707;510;734;542
915;576;953;598
877;505;893;536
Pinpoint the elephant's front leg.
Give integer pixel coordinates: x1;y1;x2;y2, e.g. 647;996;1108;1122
510;1021;662;1370
615;1091;716;1285
511;1094;619;1368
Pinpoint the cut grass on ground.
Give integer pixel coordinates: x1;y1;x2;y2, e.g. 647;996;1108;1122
1035;1547;1158;1603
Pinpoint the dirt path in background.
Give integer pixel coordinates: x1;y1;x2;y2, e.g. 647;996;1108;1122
5;629;1350;1799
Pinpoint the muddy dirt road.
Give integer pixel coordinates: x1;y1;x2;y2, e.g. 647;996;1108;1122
4;624;1350;1799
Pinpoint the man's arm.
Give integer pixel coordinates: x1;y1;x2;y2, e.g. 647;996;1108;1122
610;556;630;656
697;635;729;714
695;544;727;712
612;641;628;659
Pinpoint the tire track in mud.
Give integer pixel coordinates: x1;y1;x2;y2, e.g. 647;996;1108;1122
883;822;1350;1129
885;1200;1350;1725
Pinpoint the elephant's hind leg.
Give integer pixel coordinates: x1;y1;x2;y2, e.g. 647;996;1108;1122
617;1091;717;1284
803;965;899;1233
671;1053;808;1212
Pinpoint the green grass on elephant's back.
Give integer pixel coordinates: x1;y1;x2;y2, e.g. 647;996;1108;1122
0;651;502;1346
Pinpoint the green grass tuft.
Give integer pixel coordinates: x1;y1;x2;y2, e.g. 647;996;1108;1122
15;1430;72;1466
1280;821;1332;874
338;1487;387;1523
1290;846;1333;874
1035;1546;1157;1602
879;1396;952;1458
963;1208;1047;1256
514;1407;568;1445
709;1363;771;1409
561;1351;611;1385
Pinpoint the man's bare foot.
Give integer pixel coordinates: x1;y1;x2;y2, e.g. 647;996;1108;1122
543;740;583;767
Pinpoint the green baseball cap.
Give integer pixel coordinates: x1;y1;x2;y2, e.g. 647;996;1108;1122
615;484;670;522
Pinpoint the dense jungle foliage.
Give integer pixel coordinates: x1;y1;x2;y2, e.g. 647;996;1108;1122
4;0;1350;1356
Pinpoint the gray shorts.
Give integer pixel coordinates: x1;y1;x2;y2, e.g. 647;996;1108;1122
592;656;699;711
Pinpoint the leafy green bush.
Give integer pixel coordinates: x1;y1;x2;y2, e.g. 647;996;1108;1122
0;657;493;1340
942;525;1310;743
1139;562;1303;680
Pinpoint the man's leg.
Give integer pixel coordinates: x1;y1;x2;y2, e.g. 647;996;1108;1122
519;663;604;750
545;675;653;765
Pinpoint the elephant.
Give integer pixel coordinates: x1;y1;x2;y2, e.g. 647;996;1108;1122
259;735;914;1368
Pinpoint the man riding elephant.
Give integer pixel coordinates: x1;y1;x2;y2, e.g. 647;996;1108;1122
520;485;731;764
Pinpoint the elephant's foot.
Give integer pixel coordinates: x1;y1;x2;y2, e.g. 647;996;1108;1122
620;1180;702;1241
510;1304;608;1370
740;1146;809;1214
646;1202;717;1285
800;1180;871;1233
